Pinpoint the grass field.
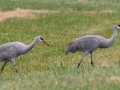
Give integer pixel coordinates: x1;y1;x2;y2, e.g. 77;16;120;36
0;0;120;90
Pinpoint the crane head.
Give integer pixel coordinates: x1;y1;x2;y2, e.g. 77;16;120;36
117;24;120;29
39;36;49;46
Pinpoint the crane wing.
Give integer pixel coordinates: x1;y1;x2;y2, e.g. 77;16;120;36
0;44;18;62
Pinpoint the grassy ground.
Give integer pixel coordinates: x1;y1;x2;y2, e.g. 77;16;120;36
0;0;120;90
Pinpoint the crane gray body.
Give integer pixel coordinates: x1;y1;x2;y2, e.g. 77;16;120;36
0;36;49;73
0;42;28;62
66;35;111;54
66;25;120;68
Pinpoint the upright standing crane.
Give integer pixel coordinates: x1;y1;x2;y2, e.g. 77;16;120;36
0;36;49;73
66;24;120;68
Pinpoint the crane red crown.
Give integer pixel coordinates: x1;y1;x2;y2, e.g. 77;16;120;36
40;37;44;40
117;24;120;27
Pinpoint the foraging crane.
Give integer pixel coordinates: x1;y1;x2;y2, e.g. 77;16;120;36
66;24;120;68
0;36;49;73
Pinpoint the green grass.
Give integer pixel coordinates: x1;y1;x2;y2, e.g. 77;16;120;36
0;0;120;90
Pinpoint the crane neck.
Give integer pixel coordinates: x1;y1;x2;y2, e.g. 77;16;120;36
111;26;118;40
107;26;118;47
23;38;38;54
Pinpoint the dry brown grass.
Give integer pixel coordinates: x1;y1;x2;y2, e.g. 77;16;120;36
106;76;120;83
83;10;115;14
99;10;115;13
77;0;88;3
66;8;115;15
0;8;115;22
0;8;59;21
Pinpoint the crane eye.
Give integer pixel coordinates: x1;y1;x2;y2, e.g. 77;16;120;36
40;37;44;40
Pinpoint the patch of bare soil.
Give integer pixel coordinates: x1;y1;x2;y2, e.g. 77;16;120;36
106;76;120;83
0;8;59;21
66;8;115;15
77;0;88;3
83;10;115;14
99;10;115;13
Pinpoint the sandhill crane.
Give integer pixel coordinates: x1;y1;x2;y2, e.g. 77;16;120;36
66;24;120;68
0;36;49;73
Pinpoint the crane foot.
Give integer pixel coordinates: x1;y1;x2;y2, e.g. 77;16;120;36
77;63;80;69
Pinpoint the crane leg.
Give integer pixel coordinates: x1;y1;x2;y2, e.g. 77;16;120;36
0;62;8;74
90;52;94;67
77;51;89;68
11;59;18;73
14;65;18;73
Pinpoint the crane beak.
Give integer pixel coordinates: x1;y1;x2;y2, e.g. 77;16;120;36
43;40;49;46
